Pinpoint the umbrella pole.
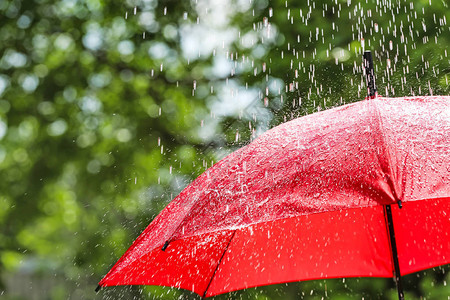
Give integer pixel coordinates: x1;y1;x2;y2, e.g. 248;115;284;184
363;51;377;99
385;204;404;300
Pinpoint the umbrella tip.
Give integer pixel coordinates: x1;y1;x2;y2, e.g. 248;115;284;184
363;51;377;99
161;240;169;251
397;200;402;209
95;285;101;293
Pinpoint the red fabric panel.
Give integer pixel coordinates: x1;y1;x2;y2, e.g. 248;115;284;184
392;197;450;276
375;97;450;204
99;230;234;296
206;206;392;297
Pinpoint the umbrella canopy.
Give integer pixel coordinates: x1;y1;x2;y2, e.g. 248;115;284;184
98;96;450;298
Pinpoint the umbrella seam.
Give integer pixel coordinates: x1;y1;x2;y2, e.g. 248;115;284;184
202;230;237;298
370;99;400;203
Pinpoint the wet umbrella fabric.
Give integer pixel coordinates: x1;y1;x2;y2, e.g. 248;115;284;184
98;96;450;298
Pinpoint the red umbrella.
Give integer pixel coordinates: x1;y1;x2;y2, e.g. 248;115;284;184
97;54;450;298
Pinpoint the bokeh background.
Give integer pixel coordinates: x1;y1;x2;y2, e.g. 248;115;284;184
0;0;449;299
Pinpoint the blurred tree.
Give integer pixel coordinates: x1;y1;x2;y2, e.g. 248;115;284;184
0;0;215;298
0;0;448;299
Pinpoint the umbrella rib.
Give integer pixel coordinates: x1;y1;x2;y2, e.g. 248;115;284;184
384;204;404;300
202;230;237;298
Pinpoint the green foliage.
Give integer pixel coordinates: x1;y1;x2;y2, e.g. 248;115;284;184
0;0;448;299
